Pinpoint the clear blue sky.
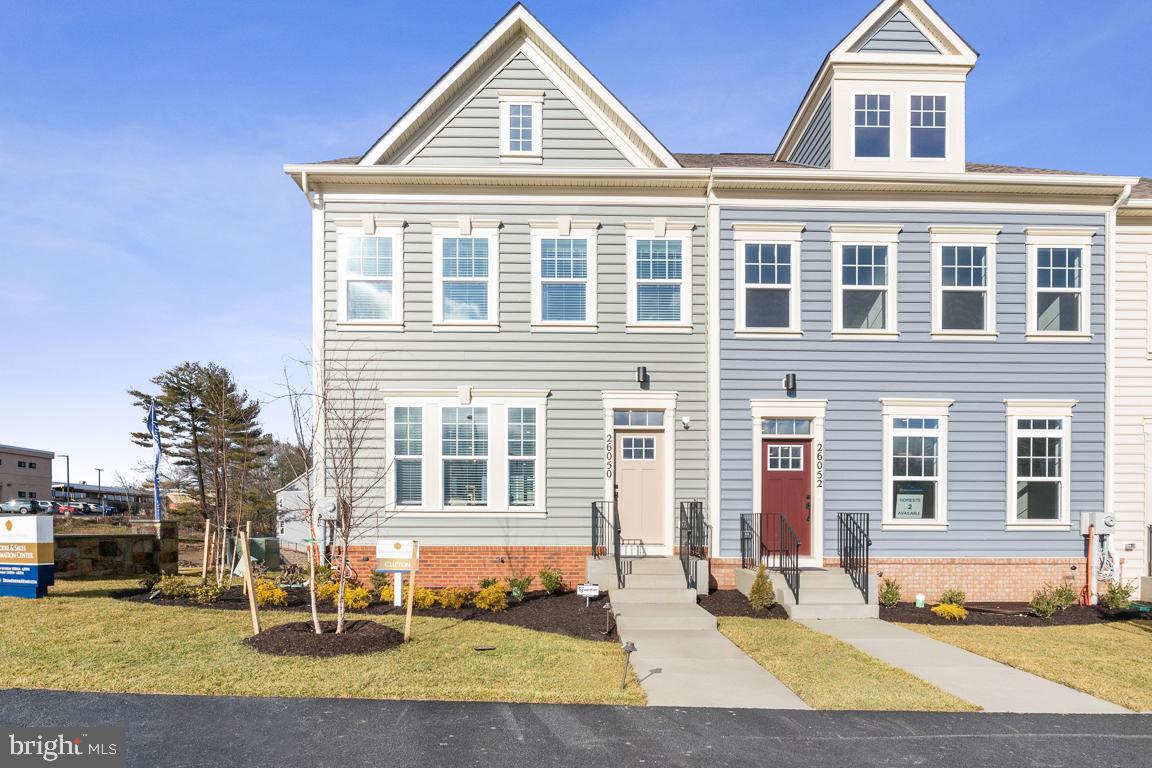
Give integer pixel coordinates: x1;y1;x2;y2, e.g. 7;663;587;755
3;0;1149;486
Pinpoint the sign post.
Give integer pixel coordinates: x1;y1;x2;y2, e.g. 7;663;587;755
0;516;55;599
375;539;419;642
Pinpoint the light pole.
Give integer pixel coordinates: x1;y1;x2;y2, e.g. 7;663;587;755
95;467;104;515
58;455;71;504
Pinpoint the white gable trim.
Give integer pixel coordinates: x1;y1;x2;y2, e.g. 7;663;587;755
360;4;677;169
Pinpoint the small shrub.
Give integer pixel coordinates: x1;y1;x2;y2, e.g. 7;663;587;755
154;575;194;599
1101;580;1135;612
275;563;306;586
931;602;968;621
378;583;413;605
878;577;901;608
255;579;288;608
316;581;339;603
343;585;373;610
938;588;966;607
508;576;533;602
474;582;509;612
1029;587;1058;619
747;564;776;610
192;582;225;605
538;568;564;595
1049;581;1080;611
313;565;333;585
413;588;437;609
138;572;162;591
371;572;391;590
437;586;472;609
478;577;500;590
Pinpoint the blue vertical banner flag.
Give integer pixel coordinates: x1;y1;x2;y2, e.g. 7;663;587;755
146;398;163;521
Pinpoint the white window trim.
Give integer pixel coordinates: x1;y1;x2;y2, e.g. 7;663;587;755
907;93;949;162
1005;399;1076;530
381;388;549;517
602;390;678;557
625;220;695;332
529;218;600;331
881;398;952;531
1025;227;1095;341
750;398;827;568
498;89;544;163
431;219;501;331
335;219;405;328
732;222;804;337
930;225;1000;339
851;91;893;160
830;223;901;338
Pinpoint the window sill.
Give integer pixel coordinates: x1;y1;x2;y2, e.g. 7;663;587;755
1024;333;1093;342
831;331;899;340
388;509;546;519
499;153;542;164
626;324;693;334
931;331;998;341
432;323;500;333
531;323;598;333
883;522;948;532
335;321;404;331
734;329;803;339
1006;522;1071;531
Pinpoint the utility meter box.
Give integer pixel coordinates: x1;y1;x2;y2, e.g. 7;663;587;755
1080;512;1116;535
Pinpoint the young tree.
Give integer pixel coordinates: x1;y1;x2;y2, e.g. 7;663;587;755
280;361;322;634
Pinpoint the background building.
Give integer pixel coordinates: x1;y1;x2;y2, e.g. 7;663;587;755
0;444;54;502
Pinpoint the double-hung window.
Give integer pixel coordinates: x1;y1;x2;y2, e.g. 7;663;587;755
627;223;693;329
507;407;537;506
733;223;803;334
882;399;951;529
1026;228;1093;338
910;95;946;159
830;224;900;336
442;406;488;507
1006;400;1075;528
854;94;891;158
930;226;1000;337
531;221;598;327
337;223;404;324
393;407;423;506
498;90;543;162
433;222;500;328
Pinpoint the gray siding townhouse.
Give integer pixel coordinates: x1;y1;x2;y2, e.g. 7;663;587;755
287;0;1143;605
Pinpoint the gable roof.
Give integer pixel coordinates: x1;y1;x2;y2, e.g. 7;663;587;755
856;9;940;53
357;3;678;169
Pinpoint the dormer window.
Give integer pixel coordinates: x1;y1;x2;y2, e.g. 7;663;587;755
853;94;890;158
911;95;946;158
498;90;543;163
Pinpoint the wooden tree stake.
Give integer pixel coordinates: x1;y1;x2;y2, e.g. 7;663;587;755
200;520;212;581
403;541;419;643
242;520;253;595
240;532;261;635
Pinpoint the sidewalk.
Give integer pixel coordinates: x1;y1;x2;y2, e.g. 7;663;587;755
800;619;1128;714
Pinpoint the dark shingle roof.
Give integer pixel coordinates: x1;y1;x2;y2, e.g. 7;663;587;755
1131;178;1152;200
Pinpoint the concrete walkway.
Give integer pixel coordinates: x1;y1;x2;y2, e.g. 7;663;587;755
800;619;1128;714
622;628;810;709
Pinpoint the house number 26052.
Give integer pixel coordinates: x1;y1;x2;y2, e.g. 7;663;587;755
815;442;824;488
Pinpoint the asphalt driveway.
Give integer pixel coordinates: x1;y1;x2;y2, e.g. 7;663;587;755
1;689;1148;768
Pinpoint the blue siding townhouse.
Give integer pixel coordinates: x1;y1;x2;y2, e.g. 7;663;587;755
286;0;1146;609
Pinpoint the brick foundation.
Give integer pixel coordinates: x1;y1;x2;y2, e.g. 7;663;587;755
708;555;1086;601
334;545;589;589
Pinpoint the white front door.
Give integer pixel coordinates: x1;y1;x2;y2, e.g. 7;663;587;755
615;430;666;555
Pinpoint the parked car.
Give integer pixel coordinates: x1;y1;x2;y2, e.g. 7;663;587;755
34;500;60;515
56;502;80;515
0;499;38;514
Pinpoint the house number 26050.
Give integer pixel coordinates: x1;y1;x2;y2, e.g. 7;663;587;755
605;433;615;478
815;443;824;488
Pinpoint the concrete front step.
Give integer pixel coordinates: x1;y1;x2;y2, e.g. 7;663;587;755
786;602;879;620
625;557;686;575
609;587;698;605
620;572;689;590
613;602;717;632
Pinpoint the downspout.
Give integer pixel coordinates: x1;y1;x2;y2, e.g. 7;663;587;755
705;172;722;563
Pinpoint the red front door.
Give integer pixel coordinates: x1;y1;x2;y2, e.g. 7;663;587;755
761;440;812;556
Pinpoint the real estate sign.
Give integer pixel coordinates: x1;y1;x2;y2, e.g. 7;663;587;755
0;515;54;598
375;539;418;572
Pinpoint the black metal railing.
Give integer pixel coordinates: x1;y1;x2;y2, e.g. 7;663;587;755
740;512;800;603
678;500;709;591
592;498;625;589
838;512;872;604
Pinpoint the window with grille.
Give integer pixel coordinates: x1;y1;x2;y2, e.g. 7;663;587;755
854;94;890;158
393;407;423;505
539;238;589;322
634;239;684;323
910;95;946;158
507;104;534;152
441;237;491;322
442;407;488;506
340;233;399;322
621;436;655;460
508;407;536;506
762;418;811;436
940;245;989;330
613;410;664;427
840;245;890;330
1035;247;1084;332
884;412;949;526
1013;418;1065;522
743;243;794;329
766;445;803;471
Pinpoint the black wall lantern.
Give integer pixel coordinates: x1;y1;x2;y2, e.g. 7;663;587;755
636;366;648;386
782;373;797;392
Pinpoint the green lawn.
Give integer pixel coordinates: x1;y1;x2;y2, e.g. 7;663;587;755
0;578;644;706
902;620;1152;712
719;617;978;711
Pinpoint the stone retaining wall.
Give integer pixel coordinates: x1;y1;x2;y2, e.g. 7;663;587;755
55;521;179;577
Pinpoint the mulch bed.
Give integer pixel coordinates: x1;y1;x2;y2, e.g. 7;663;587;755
116;587;618;642
882;601;1152;626
244;620;404;657
698;589;788;619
